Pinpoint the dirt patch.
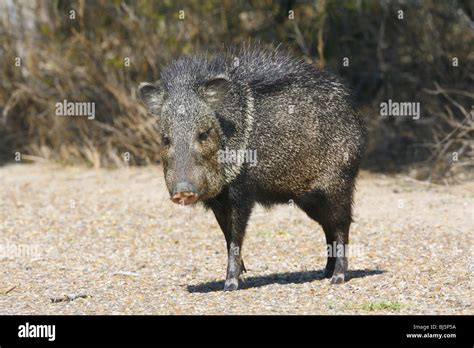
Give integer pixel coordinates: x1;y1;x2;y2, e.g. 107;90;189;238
0;164;472;314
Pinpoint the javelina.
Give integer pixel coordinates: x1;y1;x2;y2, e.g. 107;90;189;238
137;46;367;291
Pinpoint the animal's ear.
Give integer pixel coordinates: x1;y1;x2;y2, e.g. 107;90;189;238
137;82;164;115
202;76;230;107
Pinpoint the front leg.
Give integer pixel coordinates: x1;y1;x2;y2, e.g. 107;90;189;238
224;199;252;291
208;188;253;291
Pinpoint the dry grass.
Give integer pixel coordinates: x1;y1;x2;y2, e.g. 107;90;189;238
0;1;473;180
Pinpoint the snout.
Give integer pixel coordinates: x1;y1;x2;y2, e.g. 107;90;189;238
171;181;199;205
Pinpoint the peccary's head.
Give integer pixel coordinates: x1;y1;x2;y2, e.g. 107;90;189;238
138;56;245;205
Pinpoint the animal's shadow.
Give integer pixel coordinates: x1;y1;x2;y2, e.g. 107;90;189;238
187;269;385;293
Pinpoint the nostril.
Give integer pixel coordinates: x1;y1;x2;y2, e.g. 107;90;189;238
171;191;199;205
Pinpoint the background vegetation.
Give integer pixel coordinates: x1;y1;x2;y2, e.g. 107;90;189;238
0;0;473;182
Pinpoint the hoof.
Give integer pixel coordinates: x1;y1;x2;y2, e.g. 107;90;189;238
329;273;345;284
223;278;239;291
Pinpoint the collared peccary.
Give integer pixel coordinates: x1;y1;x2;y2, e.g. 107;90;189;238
137;45;367;291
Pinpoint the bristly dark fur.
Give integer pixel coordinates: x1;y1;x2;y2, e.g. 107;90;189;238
138;43;368;291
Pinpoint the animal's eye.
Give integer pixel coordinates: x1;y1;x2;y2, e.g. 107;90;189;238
162;136;170;146
198;130;210;141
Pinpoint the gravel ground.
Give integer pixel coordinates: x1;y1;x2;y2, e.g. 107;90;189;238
0;164;472;314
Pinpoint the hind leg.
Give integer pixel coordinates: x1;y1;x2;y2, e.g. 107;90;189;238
297;189;352;284
322;221;349;284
